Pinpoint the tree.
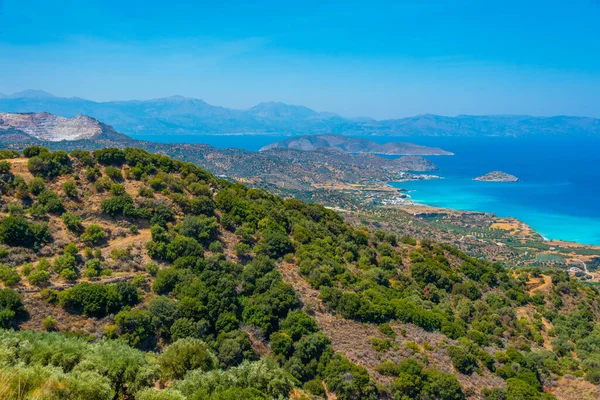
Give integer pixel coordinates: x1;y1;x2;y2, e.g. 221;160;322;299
158;338;217;380
75;339;158;399
115;308;155;349
0;215;51;248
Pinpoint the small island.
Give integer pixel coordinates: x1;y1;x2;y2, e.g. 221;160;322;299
474;171;519;182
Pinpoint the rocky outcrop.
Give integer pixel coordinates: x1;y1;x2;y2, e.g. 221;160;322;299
474;171;519;182
0;112;130;142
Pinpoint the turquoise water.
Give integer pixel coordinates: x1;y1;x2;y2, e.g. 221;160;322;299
132;133;600;245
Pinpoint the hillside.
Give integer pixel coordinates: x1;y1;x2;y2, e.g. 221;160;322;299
0;146;599;399
260;134;454;155
0;113;438;197
1;91;599;137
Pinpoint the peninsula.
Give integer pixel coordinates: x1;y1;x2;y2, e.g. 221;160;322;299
260;134;453;155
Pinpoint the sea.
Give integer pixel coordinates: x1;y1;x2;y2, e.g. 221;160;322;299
131;133;600;246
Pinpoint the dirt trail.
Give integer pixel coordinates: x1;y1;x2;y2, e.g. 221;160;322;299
529;274;552;296
7;158;34;182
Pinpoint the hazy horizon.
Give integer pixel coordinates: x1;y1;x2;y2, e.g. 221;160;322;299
2;89;599;121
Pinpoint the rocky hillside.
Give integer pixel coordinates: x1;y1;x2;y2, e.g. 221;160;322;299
260;134;454;155
0;112;130;142
0;146;599;399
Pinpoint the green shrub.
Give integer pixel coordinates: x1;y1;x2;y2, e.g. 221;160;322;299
37;189;64;214
0;160;11;174
447;346;478;375
0;288;25;328
28;269;50;286
43;316;57;331
0;215;51;248
81;224;105;245
62;212;83;232
158;338;218;380
63;180;78;197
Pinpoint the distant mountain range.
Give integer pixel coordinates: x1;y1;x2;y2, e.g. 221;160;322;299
260;134;453;155
1;90;599;137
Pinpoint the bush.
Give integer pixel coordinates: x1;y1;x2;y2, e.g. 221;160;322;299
177;215;219;245
59;282;139;317
81;224;105;245
28;269;50;286
0;161;11;174
0;288;25;328
27;150;71;178
447;346;478;375
0;215;51;248
62;212;83;232
63;180;78;197
28;177;46;195
101;194;136;217
43;316;57;331
105;166;123;182
158;338;218;380
0;265;20;286
94;148;125;165
37;189;64;214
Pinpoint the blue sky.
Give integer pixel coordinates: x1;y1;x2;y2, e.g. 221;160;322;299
0;0;599;119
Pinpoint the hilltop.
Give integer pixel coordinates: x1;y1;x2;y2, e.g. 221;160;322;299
0;146;599;399
1;91;599;137
260;134;454;155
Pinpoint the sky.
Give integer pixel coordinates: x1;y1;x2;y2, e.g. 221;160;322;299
0;0;599;119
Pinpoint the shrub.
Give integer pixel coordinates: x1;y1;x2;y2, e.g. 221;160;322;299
0;160;11;174
59;282;139;317
447;346;478;375
62;212;83;232
101;194;136;217
63;180;78;197
94;148;125;165
158;338;218;380
28;269;50;286
81;224;105;245
0;265;20;286
23;145;49;158
177;215;219;245
37;189;64;214
0;215;51;248
105;166;123;182
27;150;71;178
0;288;24;328
43;316;57;331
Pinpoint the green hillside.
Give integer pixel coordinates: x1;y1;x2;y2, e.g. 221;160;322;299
0;146;598;399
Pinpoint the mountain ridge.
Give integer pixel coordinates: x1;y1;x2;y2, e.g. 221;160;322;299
1;90;599;137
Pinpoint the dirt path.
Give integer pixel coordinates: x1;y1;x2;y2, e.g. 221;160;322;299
7;158;34;182
529;274;552;296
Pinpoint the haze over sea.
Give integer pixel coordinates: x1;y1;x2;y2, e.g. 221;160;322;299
133;133;600;246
